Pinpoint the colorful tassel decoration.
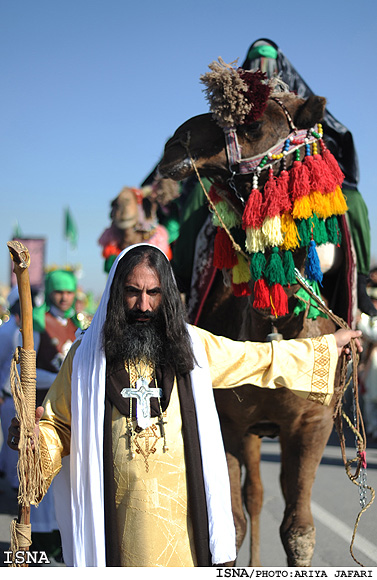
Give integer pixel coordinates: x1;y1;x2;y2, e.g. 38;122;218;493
208;184;224;204
261;215;284;247
250;251;266;282
212;200;241;229
296;219;311;247
102;243;119;259
276;169;291;213
263;168;281;216
309;190;332;219
288;156;311;201
304;153;334;193
326;215;342;246
292;194;313;220
270;283;289;317
281;213;300;250
253;277;271;310
207;113;349;317
311;214;328;246
242;187;264;229
264;247;287;287
232;253;251;285
213;228;238;269
282;250;297;286
328;186;348;216
245;227;266;254
305;240;323;284
321;147;345;189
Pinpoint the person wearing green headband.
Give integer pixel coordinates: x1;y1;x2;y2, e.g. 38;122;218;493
30;268;82;565
45;269;77;311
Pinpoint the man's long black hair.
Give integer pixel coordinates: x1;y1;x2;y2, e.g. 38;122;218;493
103;245;196;375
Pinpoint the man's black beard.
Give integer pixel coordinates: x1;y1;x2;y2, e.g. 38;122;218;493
108;308;166;367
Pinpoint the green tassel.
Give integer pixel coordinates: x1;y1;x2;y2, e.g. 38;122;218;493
212;201;241;229
326;215;342;245
282;250;297;285
250;252;266;281
265;247;287;286
296;219;310;247
318;217;328;245
310;214;328;246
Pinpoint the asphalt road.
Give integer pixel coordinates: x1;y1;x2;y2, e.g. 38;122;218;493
236;429;377;568
0;427;376;569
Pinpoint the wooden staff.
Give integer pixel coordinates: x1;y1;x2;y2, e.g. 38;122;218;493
7;240;38;566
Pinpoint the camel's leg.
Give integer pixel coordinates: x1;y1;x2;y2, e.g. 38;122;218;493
226;452;248;553
278;412;333;567
242;434;263;567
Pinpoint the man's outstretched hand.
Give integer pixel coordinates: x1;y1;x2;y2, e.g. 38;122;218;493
334;329;362;359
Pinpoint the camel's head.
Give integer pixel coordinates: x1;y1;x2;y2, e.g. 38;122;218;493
110;187;142;230
159;93;326;184
159;59;326;185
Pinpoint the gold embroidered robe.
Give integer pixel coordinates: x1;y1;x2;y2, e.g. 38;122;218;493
39;326;338;567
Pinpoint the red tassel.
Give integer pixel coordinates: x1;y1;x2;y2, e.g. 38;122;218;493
270;283;289;317
321;149;345;188
102;243;120;259
304;154;335;193
232;282;252;297
253;278;271;310
243;188;264;229
276;170;291;213
213;228;238;269
208;184;223;205
263;168;281;217
288;160;311;201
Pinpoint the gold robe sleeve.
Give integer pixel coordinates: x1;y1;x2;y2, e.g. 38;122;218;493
192;326;338;406
38;340;80;484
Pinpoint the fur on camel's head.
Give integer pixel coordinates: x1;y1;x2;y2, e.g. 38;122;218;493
159;58;326;190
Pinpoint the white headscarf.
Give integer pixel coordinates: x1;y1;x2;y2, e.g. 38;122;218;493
54;243;236;566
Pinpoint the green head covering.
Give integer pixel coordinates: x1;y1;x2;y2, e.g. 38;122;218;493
45;269;77;299
33;269;81;331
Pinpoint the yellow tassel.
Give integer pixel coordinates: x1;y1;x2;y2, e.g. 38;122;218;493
329;185;348;215
292;195;312;220
245;227;266;253
232;253;251;284
309;190;332;219
261;215;284;247
281;213;300;250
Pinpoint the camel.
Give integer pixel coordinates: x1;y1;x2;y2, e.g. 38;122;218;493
98;178;180;272
159;63;356;566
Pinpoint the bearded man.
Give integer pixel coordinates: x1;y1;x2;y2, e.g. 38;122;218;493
9;244;361;567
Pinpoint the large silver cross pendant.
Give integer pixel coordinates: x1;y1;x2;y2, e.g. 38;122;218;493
121;377;162;429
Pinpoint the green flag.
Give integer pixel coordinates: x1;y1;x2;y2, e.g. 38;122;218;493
64;207;78;249
12;220;22;238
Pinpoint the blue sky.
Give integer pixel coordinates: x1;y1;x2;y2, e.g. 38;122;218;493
1;0;376;297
